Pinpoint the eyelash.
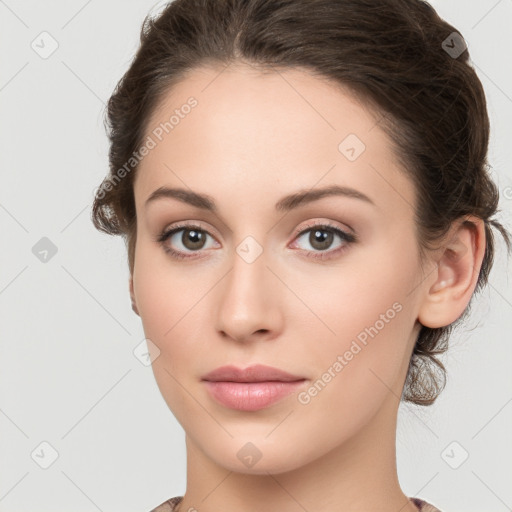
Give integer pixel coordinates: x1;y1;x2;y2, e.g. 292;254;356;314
155;221;357;261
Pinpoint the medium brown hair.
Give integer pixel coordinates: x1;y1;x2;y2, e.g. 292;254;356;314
91;0;511;406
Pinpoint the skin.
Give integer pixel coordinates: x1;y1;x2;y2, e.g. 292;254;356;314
129;63;485;512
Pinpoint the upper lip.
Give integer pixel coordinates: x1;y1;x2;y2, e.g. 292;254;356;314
202;364;305;383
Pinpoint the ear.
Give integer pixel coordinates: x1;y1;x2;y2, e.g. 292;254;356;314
418;216;486;329
129;275;140;316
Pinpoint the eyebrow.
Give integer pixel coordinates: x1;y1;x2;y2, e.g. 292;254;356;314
144;184;375;212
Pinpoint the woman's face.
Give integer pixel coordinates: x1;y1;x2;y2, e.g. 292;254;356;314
131;64;427;474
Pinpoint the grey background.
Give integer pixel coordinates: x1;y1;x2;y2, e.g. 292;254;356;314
1;1;511;511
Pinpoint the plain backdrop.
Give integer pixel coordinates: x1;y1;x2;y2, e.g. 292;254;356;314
1;1;511;511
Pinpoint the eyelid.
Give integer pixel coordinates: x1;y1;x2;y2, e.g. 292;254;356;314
157;219;351;243
158;220;219;241
291;219;354;239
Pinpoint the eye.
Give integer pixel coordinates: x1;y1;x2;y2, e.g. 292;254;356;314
291;222;357;261
155;223;218;260
155;221;357;261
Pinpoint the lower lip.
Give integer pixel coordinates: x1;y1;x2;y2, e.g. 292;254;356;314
203;380;306;411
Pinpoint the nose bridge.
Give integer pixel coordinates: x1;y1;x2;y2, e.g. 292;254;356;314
226;236;271;310
215;234;281;340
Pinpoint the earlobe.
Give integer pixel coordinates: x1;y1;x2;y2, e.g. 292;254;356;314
129;276;140;316
418;216;486;329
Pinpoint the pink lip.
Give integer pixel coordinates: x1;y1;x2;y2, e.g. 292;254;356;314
202;364;307;411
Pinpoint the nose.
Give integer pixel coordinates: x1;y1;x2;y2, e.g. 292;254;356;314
215;243;283;344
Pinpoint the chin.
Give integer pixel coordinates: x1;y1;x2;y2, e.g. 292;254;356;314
202;436;317;476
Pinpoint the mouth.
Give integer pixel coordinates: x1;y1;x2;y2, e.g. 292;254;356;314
201;364;307;411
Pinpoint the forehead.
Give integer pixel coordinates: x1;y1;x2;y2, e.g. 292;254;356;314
142;63;382;158
134;63;414;217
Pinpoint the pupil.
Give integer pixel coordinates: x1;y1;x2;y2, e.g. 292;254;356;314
311;229;332;250
184;229;204;249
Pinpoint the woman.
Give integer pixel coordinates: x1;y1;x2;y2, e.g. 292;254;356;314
91;0;511;511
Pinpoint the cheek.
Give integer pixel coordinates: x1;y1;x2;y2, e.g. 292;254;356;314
293;241;414;339
291;280;414;450
133;252;204;414
299;237;418;390
133;242;199;339
132;245;218;387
